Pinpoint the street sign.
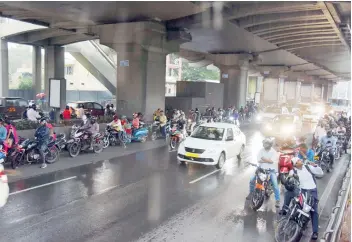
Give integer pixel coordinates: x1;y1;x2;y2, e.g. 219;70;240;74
120;60;129;67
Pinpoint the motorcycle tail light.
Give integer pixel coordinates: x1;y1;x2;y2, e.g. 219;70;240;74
298;194;304;207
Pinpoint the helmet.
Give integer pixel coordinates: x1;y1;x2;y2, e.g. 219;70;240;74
39;117;47;124
85;112;92;119
31;104;37;110
284;176;297;192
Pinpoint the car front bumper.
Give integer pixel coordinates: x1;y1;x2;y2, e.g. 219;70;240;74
177;150;219;166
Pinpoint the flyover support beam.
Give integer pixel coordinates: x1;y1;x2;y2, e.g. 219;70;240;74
326;82;333;102
296;80;302;104
44;46;65;110
115;45;167;121
278;77;285;105
96;22;189;120
311;83;315;102
0;39;9;97
32;46;42;98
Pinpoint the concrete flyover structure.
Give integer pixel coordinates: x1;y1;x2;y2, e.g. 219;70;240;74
0;1;350;118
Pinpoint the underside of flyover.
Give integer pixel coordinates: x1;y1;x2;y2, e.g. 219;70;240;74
0;1;350;117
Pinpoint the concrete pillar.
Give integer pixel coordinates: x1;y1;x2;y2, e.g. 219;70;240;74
44;46;65;110
220;64;248;109
321;85;324;101
326;82;333;102
278;77;285;104
114;44;167;120
32;46;42;97
256;76;263;93
311;83;315;102
0;39;9;97
295;80;302;104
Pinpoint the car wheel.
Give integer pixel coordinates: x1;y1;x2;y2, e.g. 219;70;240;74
237;145;245;160
215;152;225;169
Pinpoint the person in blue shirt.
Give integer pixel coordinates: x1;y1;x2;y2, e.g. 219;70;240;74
297;143;315;162
0;119;7;144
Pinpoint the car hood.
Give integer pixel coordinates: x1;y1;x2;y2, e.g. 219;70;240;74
183;137;222;150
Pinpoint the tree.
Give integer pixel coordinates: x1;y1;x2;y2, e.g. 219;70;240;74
181;61;220;81
18;74;33;90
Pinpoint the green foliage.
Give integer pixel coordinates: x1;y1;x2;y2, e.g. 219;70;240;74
181;61;220;81
18;74;33;90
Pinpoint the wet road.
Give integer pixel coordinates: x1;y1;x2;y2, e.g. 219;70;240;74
0;124;349;242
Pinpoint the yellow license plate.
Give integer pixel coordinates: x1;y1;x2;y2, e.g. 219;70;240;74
185;152;200;158
314;156;319;160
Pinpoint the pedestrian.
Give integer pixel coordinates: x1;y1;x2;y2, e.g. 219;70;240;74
62;106;71;120
35;118;50;169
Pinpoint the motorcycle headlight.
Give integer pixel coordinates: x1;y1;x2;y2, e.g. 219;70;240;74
302;203;312;213
258;173;266;182
256;115;262;121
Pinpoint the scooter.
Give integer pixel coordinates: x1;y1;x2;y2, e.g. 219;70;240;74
125;122;149;143
278;149;295;184
151;121;170;140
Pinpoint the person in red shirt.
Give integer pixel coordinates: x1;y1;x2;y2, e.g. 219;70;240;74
62;106;71;120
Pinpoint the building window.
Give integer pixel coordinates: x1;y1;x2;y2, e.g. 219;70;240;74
65;65;74;75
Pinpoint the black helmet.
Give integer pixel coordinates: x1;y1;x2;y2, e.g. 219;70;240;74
284;176;298;192
85;112;92;119
39;117;47;124
31;104;37;110
91;116;97;124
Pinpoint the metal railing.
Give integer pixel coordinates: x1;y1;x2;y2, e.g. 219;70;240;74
321;160;351;242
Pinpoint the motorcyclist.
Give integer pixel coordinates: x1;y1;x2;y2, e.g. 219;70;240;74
336;121;346;135
80;113;93;149
280;157;323;241
27;104;41;122
233;109;240;126
159;110;167;138
338;112;348;125
132;113;140;130
35;117;50;168
178;111;187;137
314;121;327;145
195;108;201;124
297;143;315;162
246;138;281;208
88;116;99;149
153;108;161;121
4;118;18;148
0;119;7;149
108;115;123;140
319;130;337;167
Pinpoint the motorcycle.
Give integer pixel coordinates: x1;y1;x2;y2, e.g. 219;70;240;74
67;129;104;157
169;124;184;150
335;133;346;159
11;138;59;167
316;143;333;173
275;180;315;242
103;126;127;148
151;121;170;140
126;123;149;143
248;163;274;211
52;133;67;152
278;149;295;184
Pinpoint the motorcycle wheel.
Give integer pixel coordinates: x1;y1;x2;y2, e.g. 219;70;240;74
170;137;177;149
151;132;157;141
102;136;110;149
69;142;81;157
11;153;21;169
275;217;301;242
93;140;103;154
46;147;59;164
140;136;147;143
251;189;264;211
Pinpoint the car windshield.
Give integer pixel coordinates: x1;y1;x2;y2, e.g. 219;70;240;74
265;107;281;113
191;126;224;141
273;115;294;124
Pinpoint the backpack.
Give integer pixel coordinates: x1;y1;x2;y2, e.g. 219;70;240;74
294;165;317;185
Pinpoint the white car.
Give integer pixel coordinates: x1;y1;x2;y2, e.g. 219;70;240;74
256;107;282;123
177;123;246;169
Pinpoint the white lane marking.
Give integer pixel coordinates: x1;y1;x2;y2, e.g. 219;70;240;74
9;176;77;196
189;170;220;184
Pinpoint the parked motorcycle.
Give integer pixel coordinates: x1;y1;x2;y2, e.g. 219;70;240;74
248;163;274;211
169;124;184;150
278;149;295;184
275;179;315;242
67;129;104;157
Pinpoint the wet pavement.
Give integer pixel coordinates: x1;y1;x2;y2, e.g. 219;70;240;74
0;123;349;242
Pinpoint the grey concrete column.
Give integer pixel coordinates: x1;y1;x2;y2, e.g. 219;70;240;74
311;83;315;102
256;76;263;93
238;65;249;108
295;80;301;104
32;46;42;97
278;77;285;104
326;82;333;101
114;44;166;121
0;39;9;97
44;46;65;110
321;85;324;101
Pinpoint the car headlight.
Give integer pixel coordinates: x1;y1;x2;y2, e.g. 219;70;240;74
229;117;234;120
265;124;272;130
256;115;262;121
